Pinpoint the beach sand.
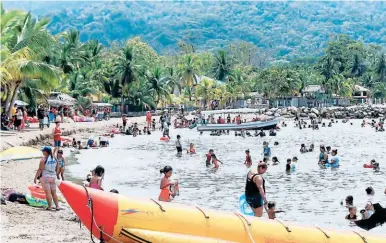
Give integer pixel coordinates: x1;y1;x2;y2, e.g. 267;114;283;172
0;116;151;243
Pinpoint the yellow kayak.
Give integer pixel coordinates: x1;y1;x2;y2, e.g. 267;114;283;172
58;181;386;243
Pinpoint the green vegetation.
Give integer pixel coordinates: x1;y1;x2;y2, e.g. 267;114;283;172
1;4;386;115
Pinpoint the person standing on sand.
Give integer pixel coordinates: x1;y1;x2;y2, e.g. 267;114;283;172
37;105;45;131
146;111;152;129
34;146;60;210
122;115;127;130
52;121;61;156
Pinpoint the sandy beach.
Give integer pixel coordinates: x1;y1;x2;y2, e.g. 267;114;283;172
0;116;149;243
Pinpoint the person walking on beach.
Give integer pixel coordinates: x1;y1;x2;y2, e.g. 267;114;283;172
15;107;23;131
52;121;61;156
245;162;268;217
37;105;45;131
33;146;60;210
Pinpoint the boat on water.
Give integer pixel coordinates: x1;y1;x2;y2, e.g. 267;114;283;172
197;118;279;132
58;181;386;243
196;108;279;132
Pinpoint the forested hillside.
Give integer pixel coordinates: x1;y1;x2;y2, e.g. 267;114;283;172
6;1;386;60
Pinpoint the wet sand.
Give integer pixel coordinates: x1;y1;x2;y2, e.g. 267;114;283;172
0;116;150;243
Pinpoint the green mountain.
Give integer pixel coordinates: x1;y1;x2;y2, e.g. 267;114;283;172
4;1;386;60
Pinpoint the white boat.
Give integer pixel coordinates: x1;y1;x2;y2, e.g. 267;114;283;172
196;118;279;131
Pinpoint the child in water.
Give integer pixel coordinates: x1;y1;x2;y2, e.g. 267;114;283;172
211;153;223;169
345;206;357;221
56;149;66;180
244;149;252;168
263;141;271;161
291;156;298;171
272;156;280;165
159;166;178;202
286;159;292;172
300;144;308;153
176;135;182;157
206;149;213;167
187;143;196;154
88;165;105;190
267;201;284;219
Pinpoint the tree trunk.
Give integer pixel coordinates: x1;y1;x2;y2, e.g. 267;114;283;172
7;81;21;117
4;84;12;112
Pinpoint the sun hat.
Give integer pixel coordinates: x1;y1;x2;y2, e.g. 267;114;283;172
41;146;52;153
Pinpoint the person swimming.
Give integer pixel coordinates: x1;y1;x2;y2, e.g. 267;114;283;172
267;201;284;219
272;156;280;165
211;153;223;169
309;144;314;152
345;206;357;221
245;149;252;168
206;149;214;167
300;144;308;153
159;166;178;202
187;143;196;154
370;159;380;171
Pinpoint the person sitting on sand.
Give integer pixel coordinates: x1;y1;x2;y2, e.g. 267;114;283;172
87;137;96;148
187;143;196;154
77;141;87;149
72;138;77;148
88;165;105;190
99;136;109;147
159;166;178;202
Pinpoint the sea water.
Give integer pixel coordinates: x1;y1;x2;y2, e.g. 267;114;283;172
68;120;386;234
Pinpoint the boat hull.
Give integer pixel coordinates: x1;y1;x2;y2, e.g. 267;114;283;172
58;181;386;243
197;119;279;132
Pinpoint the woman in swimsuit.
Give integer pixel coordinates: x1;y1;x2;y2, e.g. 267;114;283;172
187;143;196;154
88;165;105;190
245;162;268;217
244;149;252;168
159;166;178;202
318;145;328;165
56;149;66;180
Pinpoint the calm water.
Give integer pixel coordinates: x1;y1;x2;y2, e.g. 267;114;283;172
68;120;386;234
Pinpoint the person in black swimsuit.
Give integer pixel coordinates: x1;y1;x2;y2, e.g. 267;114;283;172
245;162;268;217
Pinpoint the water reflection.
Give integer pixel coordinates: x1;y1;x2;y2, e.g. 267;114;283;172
68;120;386;234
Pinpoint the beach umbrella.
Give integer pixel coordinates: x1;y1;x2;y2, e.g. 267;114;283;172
0;146;42;162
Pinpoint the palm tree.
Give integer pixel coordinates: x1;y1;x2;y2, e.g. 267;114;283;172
114;46;139;87
124;79;155;110
375;54;386;83
212;50;231;81
145;67;172;105
350;54;366;78
195;78;215;109
178;54;200;100
0;9;59;114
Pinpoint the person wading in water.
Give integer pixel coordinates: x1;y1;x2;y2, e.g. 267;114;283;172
245;162;268;217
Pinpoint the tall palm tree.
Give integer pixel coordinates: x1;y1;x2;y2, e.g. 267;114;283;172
212;50;231;81
114;46;139;88
195;78;215;109
145;67;171;105
178;54;200;100
350;54;366;78
375;54;386;83
1;10;60;115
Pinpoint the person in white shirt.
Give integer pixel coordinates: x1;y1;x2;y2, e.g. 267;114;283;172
175;135;182;157
163;121;170;139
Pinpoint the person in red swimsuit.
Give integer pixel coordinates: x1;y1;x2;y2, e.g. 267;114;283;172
206;149;213;167
52;121;61;156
